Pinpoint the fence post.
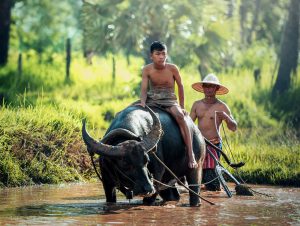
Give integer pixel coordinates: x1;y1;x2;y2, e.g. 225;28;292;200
18;52;22;77
66;38;71;80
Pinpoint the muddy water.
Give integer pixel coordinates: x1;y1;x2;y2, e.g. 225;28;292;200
0;182;299;225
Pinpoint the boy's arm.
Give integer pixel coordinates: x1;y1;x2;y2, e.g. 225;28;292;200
172;65;185;109
140;67;149;107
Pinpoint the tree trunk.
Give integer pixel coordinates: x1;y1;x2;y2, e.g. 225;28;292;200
197;63;208;80
272;0;299;95
247;0;261;44
226;0;235;18
18;52;22;77
112;56;116;86
0;0;13;66
66;38;71;80
239;1;247;45
126;53;131;66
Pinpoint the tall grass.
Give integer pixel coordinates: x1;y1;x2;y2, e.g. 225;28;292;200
221;127;300;186
0;52;299;187
0;105;88;187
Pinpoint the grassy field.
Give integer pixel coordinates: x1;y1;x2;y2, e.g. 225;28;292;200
0;53;299;187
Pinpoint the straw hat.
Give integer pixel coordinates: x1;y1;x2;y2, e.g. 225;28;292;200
191;73;229;95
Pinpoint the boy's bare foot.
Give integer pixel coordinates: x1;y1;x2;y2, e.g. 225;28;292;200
188;159;198;168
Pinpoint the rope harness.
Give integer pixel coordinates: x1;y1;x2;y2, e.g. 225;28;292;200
206;111;253;196
210;112;271;197
90;153;138;198
151;152;215;205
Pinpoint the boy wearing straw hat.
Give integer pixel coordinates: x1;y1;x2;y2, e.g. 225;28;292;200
190;73;237;190
138;41;198;168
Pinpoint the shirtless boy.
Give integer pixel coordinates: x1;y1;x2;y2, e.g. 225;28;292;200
139;41;198;168
190;73;237;190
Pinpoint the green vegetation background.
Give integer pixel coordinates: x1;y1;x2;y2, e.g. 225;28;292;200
0;52;299;188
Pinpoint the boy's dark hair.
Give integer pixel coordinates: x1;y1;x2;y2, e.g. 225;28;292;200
150;41;167;53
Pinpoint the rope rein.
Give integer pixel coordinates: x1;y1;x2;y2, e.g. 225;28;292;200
90;154;103;181
90;153;138;192
151;152;215;205
217;117;248;182
215;114;272;198
221;122;236;162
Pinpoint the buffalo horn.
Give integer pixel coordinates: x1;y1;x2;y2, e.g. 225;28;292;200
82;119;126;157
101;128;141;144
141;106;163;152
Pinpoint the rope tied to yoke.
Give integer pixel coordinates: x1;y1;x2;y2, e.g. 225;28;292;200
151;152;215;205
211;118;272;197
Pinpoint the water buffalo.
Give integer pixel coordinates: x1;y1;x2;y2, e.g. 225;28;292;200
82;105;206;206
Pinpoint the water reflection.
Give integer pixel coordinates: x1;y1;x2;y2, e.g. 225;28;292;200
4;203;105;217
0;183;299;225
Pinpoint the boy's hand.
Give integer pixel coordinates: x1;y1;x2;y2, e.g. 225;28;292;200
135;102;146;107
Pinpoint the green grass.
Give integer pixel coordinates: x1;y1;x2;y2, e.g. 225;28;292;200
222;127;300;186
0;52;299;187
0;105;90;187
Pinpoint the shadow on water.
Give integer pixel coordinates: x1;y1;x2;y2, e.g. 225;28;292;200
1;200;145;217
62;195;106;201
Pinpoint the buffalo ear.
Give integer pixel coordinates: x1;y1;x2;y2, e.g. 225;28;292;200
101;128;141;144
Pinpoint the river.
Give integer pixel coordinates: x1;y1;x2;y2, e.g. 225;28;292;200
0;182;299;225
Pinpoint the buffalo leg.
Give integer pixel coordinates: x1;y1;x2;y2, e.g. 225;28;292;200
101;167;117;203
186;171;201;206
159;187;180;202
143;193;158;205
